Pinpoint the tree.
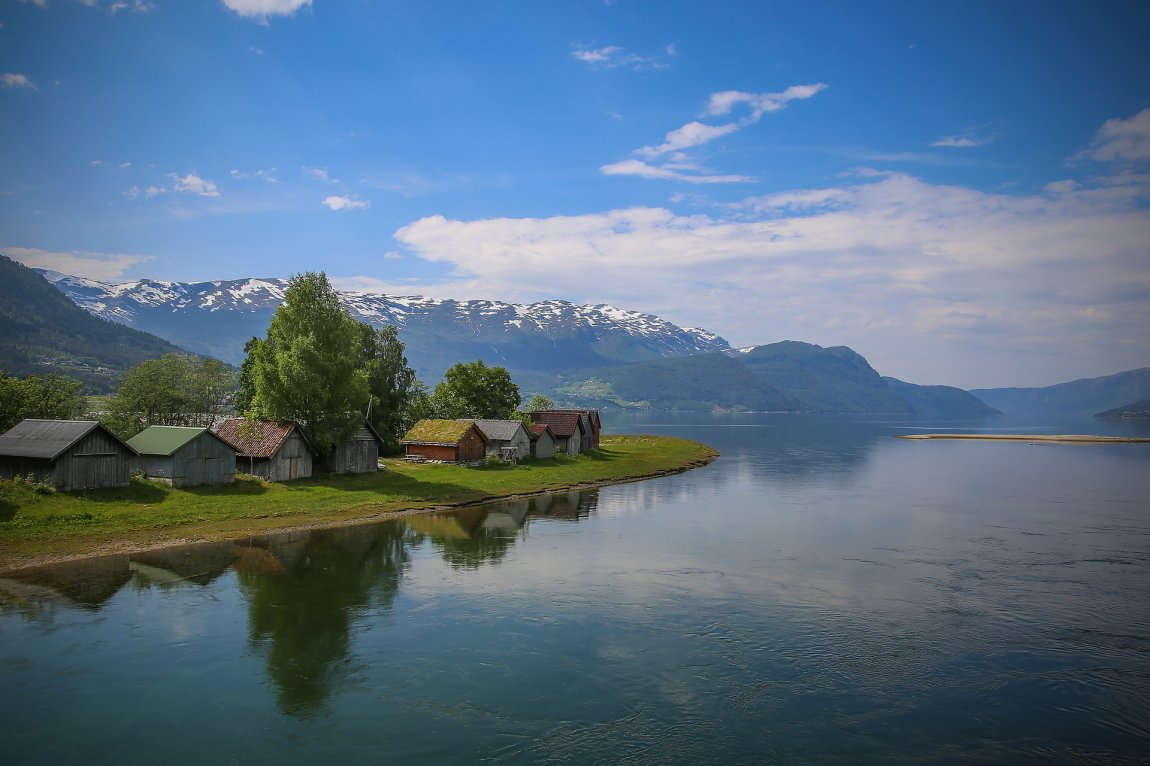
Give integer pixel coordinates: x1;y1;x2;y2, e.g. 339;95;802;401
104;354;234;438
0;371;87;433
523;393;555;413
234;336;262;415
358;324;418;453
432;359;520;420
247;272;369;457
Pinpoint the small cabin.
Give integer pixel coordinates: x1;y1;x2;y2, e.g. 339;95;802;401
0;419;137;491
401;419;488;463
528;423;557;459
529;411;588;455
473;419;532;461
320;421;386;474
214;419;313;482
127;426;237;487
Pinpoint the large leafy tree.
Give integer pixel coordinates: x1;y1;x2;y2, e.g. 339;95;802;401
432;359;521;420
0;371;87;433
358;323;418;453
105;354;234;437
247;272;369;457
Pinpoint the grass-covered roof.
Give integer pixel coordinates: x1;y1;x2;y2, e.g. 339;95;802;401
401;419;482;445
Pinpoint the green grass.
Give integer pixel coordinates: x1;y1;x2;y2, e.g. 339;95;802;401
0;435;716;568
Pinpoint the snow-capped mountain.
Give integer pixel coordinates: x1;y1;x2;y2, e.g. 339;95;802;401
38;271;730;380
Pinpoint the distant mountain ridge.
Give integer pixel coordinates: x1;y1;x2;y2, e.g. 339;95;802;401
557;341;999;417
971;368;1150;416
39;271;729;379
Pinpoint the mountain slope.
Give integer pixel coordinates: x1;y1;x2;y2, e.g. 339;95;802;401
970;368;1150;416
0;255;189;392
40;272;730;380
557;341;998;415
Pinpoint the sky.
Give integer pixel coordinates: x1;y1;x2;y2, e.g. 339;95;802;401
2;0;1149;389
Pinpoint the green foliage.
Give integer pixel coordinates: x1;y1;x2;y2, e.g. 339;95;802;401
247;272;369;457
0;371;88;433
104;354;235;438
359;324;418;453
432;359;521;420
234;336;262;415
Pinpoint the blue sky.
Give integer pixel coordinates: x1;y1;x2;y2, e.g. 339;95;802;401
2;0;1149;388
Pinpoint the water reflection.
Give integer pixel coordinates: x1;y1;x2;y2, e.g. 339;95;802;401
237;523;412;717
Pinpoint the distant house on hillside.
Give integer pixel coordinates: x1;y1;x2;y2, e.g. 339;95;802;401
214;418;313;482
319;420;386;474
127;426;237;487
473;419;532;461
529;411;588;455
0;419;137;491
527;423;557;459
401;419;488;463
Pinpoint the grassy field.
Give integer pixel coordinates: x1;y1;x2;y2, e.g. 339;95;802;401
0;435;717;569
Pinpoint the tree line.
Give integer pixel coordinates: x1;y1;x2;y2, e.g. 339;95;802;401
1;271;528;457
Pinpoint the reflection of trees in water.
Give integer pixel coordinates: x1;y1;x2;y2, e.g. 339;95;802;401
235;521;413;718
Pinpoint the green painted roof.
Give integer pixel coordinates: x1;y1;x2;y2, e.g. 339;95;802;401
401;419;483;445
127;426;211;456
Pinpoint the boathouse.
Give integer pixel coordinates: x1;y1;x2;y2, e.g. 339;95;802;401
0;419;136;491
127;426;237;487
401;419;488;463
528;423;557;459
214;418;313;482
473;419;532;461
319;420;386;474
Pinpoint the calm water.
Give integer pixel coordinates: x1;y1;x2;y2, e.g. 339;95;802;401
1;414;1149;765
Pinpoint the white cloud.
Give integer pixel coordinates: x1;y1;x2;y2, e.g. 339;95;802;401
322;195;370;211
222;0;311;19
4;247;152;281
168;172;221;198
303;165;337;183
572;43;675;70
393;170;1150;387
606;83;827;183
601;159;754;184
2;73;38;91
1082;108;1150;164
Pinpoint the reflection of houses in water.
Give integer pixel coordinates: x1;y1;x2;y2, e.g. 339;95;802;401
525;488;599;522
128;541;236;588
0;553;132;609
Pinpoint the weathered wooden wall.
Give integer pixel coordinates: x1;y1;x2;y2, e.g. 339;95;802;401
56;429;133;490
267;432;312;482
323;427;379;474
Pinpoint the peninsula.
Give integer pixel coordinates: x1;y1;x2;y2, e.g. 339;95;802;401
0;434;716;571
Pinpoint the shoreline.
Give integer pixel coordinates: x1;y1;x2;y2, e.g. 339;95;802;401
0;441;717;573
896;433;1150;443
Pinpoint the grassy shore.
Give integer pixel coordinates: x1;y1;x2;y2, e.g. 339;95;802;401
0;434;717;570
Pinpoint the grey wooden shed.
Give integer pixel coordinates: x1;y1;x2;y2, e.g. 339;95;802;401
126;426;237;487
321;421;386;474
0;419;137;491
473;419;532;461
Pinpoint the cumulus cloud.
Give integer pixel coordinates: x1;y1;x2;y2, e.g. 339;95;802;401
322;195;370;211
607;83;827;183
393;169;1150;387
4;247;152;281
2;73;38;91
222;0;311;19
1081;108;1150;164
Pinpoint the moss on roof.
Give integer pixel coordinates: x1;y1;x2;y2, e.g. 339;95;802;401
401;419;481;445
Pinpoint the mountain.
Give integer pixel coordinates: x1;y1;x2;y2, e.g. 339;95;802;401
39;272;730;381
970;368;1150;416
1094;400;1150;419
554;341;999;416
0;255;190;392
